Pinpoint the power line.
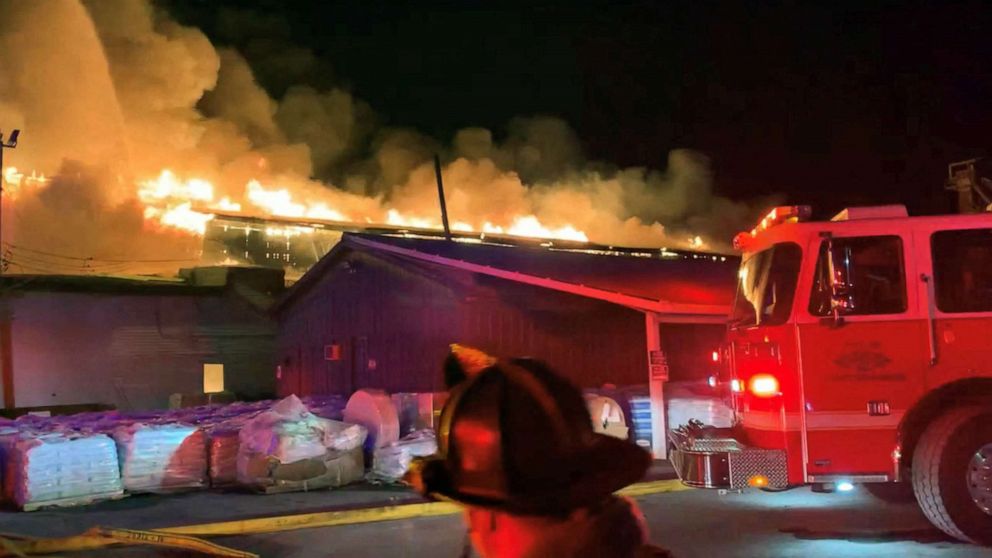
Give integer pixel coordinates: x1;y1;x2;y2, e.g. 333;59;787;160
4;256;139;275
1;242;200;264
4;251;133;272
4;259;70;275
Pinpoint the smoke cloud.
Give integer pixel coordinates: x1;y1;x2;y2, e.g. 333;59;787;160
0;0;767;276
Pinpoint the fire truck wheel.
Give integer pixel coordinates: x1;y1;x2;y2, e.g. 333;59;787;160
912;406;992;545
862;482;916;504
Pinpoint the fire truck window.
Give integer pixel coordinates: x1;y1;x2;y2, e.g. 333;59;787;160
809;236;907;316
932;228;992;313
732;242;802;327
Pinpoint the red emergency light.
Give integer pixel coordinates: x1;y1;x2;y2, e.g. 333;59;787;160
748;374;781;398
733;205;812;250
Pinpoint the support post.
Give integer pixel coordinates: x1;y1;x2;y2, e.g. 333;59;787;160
433;154;452;240
0;130;19;409
0;129;19;268
645;312;668;459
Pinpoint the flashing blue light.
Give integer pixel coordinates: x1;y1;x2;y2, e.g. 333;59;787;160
837;482;855;492
708;376;718;388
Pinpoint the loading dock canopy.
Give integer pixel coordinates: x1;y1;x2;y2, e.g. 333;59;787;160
278;233;738;319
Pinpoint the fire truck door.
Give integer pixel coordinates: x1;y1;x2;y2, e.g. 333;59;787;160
796;233;927;477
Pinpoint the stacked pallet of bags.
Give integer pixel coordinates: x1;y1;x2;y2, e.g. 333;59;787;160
0;430;124;510
237;395;367;493
112;423;208;493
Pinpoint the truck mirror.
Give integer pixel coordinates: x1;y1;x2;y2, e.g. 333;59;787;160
826;239;855;324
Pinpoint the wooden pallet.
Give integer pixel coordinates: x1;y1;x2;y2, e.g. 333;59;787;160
21;490;126;512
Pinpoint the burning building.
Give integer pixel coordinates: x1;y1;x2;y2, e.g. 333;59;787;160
0;0;756;440
273;232;738;456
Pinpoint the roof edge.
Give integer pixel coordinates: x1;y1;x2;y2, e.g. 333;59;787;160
347;235;729;317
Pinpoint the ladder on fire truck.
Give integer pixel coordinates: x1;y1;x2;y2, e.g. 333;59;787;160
947;158;992;213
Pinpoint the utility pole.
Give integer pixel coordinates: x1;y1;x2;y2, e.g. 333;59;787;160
0;129;19;273
0;129;18;410
433;154;452;240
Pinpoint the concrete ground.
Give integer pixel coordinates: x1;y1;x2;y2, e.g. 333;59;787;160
79;486;991;558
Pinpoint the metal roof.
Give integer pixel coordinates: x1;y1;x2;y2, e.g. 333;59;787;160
276;232;739;319
0;265;285;299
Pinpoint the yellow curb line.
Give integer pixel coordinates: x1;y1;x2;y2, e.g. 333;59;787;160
161;479;688;538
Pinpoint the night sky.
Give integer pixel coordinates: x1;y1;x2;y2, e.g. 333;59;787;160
166;1;992;219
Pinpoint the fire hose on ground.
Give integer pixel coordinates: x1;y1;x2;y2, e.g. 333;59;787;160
0;527;258;557
0;479;686;556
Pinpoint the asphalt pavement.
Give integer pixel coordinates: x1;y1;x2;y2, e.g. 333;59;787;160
71;485;992;558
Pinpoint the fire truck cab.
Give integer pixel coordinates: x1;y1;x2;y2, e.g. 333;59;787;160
670;204;992;545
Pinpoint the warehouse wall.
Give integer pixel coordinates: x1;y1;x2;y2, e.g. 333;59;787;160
8;291;276;410
275;247;649;396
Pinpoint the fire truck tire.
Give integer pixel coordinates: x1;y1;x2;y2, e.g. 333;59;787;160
912;406;992;545
862;482;916;504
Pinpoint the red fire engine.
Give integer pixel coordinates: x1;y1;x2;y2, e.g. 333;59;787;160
670;203;992;545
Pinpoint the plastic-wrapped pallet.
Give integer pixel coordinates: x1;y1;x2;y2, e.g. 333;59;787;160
113;424;208;493
367;429;437;483
1;432;124;511
237;395;367;493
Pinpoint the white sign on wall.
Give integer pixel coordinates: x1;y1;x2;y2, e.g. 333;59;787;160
203;363;224;393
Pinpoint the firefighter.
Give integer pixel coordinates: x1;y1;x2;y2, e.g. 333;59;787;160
406;345;671;558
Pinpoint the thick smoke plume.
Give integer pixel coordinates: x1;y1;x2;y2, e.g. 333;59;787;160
0;0;764;275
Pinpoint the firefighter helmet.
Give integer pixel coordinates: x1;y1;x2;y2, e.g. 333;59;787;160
407;345;652;515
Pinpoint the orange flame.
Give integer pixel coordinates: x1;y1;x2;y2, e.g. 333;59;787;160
1;166;49;197
7;166;594;243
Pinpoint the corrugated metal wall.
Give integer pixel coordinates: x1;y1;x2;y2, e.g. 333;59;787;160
276;248;649;396
9;291;276;410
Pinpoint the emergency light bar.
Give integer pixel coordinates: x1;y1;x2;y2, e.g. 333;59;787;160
733;205;811;250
